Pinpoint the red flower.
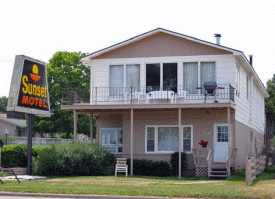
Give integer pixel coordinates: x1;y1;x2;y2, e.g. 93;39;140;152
198;139;208;148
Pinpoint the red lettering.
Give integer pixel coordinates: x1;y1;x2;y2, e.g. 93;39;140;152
29;97;34;106
39;99;43;107
22;95;29;104
35;98;39;106
43;99;47;108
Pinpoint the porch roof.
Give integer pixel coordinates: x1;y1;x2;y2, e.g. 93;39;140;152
61;102;235;114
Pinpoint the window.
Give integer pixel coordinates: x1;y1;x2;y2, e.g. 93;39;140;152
146;63;177;92
101;128;123;153
217;126;228;142
247;75;249;100
183;62;198;94
236;64;240;96
183;62;215;94
145;125;193;153
201;62;216;85
109;64;140;96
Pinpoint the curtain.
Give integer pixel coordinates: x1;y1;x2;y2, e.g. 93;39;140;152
183;62;198;94
158;127;179;151
126;64;140;93
201;62;215;86
109;65;124;96
183;127;191;152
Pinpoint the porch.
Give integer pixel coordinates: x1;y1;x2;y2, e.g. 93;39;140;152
192;147;237;178
61;99;236;178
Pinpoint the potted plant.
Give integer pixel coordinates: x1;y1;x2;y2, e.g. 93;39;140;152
198;139;208;148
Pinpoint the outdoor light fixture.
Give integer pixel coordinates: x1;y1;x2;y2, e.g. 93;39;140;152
4;129;9;145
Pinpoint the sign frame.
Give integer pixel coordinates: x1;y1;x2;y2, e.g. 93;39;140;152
7;55;51;116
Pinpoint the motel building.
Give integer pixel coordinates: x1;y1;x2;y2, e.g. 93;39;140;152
61;28;268;178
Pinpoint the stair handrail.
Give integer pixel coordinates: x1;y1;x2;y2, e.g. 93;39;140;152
207;149;213;177
192;148;199;167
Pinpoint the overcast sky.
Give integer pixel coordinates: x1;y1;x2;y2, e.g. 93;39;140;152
1;0;274;97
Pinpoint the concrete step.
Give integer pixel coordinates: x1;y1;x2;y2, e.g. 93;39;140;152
209;174;228;178
210;170;227;173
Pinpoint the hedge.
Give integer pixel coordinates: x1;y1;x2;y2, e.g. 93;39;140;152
127;159;171;176
170;151;188;175
33;142;115;176
1;143;52;168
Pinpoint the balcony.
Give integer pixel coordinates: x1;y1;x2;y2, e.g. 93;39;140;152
61;84;235;106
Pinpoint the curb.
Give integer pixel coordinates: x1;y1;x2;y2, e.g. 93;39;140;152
0;191;201;199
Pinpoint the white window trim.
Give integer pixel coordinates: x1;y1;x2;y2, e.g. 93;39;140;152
145;62;178;89
100;128;123;154
182;61;216;92
213;123;233;149
236;64;240;97
145;125;193;154
109;64;141;88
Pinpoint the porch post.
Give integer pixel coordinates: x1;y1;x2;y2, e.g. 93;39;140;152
227;107;231;178
178;108;182;179
130;109;134;176
90;112;93;142
73;110;78;140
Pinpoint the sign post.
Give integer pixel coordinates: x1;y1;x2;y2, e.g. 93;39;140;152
7;55;51;175
27;114;32;175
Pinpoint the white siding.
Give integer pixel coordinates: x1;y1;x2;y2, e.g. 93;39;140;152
90;54;236;90
234;61;265;135
89;54;266;135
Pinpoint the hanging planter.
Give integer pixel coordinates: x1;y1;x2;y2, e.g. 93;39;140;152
198;139;208;148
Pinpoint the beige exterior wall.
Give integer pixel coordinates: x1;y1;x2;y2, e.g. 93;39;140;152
93;32;232;59
0;120;18;137
235;121;265;170
96;108;235;171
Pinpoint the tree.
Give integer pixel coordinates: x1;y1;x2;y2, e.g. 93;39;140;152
263;74;275;166
265;74;275;141
0;96;8;113
32;52;92;138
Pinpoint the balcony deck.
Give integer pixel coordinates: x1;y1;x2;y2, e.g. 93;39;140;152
61;85;235;112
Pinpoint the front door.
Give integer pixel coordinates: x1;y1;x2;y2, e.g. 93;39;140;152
213;124;231;162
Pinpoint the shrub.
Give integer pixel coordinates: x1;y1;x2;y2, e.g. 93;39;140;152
1;144;53;168
170;151;188;175
32;145;52;159
33;141;114;176
127;159;171;176
1;143;27;167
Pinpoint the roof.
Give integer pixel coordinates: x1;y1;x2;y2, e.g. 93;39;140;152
81;28;268;97
82;28;243;61
0;117;26;128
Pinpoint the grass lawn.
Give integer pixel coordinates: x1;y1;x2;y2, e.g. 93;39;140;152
0;167;274;199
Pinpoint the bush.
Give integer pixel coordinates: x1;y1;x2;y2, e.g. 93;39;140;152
170;151;188;175
1;143;52;168
33;141;115;176
127;159;171;176
1;143;27;167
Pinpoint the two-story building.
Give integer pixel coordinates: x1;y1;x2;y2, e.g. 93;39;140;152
61;28;268;178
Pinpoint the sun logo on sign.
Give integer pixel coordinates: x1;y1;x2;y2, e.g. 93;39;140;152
30;64;41;82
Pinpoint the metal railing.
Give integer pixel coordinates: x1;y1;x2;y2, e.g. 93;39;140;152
62;84;235;105
7;136;72;145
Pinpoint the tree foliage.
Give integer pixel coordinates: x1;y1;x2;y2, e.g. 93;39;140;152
32;52;92;138
265;74;275;140
0;96;8;113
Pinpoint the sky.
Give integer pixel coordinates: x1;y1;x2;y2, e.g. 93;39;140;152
0;0;275;97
